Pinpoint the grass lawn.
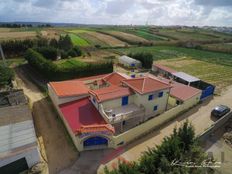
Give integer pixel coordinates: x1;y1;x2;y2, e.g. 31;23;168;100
0;58;25;67
67;33;90;47
55;58;88;69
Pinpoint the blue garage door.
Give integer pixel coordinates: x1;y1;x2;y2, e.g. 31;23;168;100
84;136;108;147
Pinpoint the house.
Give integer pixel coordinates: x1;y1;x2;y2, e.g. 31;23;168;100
152;64;177;78
48;72;172;151
118;55;142;68
148;75;202;107
0;90;40;174
152;64;215;100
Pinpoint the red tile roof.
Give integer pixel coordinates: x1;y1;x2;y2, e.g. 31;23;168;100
49;80;89;97
154;64;177;74
103;72;127;86
122;77;171;94
90;85;133;102
150;76;202;101
76;73;110;82
170;82;201;101
59;98;115;135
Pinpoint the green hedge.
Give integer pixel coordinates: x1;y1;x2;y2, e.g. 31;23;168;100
128;52;153;69
25;49;113;81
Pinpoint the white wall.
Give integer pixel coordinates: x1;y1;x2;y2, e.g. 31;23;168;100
134;89;170;119
0;146;40;168
102;95;135;109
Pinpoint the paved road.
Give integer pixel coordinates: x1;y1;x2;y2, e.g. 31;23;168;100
15;67;78;174
97;86;232;173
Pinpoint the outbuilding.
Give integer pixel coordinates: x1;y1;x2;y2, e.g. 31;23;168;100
0;90;40;174
118;55;142;68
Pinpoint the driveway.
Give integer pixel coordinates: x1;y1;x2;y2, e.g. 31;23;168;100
15;67;78;174
97;86;232;173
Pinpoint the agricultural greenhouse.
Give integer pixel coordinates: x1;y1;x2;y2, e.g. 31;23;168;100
118;55;142;68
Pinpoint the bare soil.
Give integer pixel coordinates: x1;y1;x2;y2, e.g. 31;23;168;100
87;31;126;47
107;31;149;43
0;31;37;40
15;67;78;174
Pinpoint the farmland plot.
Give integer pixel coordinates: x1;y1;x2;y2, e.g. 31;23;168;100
151;29;223;42
103;31;151;45
68;33;90;47
86;31;127;47
156;57;232;94
0;31;37;40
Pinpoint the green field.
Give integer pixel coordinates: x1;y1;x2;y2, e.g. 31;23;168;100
202;43;232;53
55;58;87;69
67;33;90;47
115;46;232;66
157;57;232;94
149;28;232;42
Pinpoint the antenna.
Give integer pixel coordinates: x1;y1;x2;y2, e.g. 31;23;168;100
0;44;7;67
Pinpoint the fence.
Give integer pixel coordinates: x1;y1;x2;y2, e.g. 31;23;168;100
198;112;232;142
112;100;196;147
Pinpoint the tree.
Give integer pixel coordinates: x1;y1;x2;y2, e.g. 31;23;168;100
35;47;58;60
59;35;73;51
0;65;14;86
49;38;59;48
105;121;212;174
128;52;153;69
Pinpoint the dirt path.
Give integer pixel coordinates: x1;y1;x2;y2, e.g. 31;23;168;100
97;86;232;173
15;67;78;174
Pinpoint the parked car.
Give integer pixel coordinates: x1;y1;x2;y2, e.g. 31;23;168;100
211;105;231;118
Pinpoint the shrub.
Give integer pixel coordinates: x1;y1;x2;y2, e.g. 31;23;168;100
0;65;14;86
67;49;77;57
128;52;153;69
35;47;58;60
25;48;113;81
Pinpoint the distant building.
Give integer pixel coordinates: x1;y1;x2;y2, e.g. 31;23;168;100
0;90;40;174
118;55;142;68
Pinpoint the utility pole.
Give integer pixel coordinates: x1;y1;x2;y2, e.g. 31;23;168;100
0;43;7;67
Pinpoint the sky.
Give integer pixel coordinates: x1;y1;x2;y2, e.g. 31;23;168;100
0;0;232;26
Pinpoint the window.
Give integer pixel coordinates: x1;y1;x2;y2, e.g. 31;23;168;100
123;120;126;125
158;92;163;98
93;98;96;103
148;94;153;101
153;105;158;111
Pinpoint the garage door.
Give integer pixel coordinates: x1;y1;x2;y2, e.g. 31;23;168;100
84;136;108;147
0;158;28;174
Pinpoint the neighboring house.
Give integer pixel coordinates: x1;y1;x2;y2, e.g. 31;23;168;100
118;55;142;68
0;90;40;174
48;72;171;151
152;64;177;78
152;64;215;100
148;75;202;107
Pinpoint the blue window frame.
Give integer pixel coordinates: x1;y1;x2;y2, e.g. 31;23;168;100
148;94;153;101
122;96;129;106
158;92;163;98
153;105;158;111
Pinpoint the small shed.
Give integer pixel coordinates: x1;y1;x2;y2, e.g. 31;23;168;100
118;55;141;68
172;72;200;86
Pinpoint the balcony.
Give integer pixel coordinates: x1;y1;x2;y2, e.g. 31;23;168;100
99;103;145;124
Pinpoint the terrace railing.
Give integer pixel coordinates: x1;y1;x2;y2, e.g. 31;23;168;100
99;104;145;124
